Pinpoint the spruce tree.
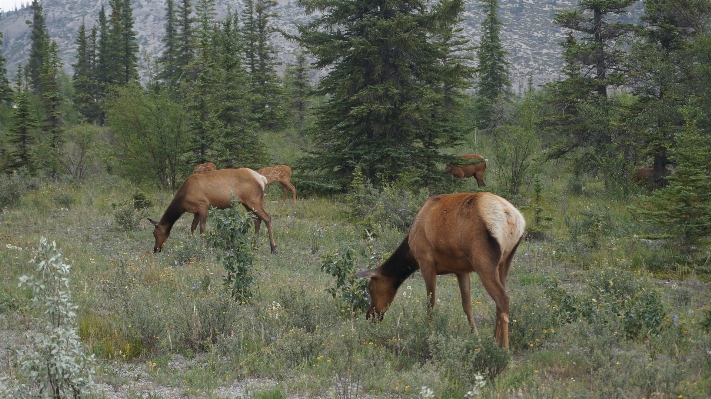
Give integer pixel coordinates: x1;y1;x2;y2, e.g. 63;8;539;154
296;0;471;188
107;0;138;86
0;31;11;106
27;0;50;95
176;0;194;82
243;0;287;130
475;0;511;131
283;51;313;133
626;0;711;187
6;66;38;173
72;20;97;122
158;0;180;89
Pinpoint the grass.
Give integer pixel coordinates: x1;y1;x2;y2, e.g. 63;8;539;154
0;171;709;398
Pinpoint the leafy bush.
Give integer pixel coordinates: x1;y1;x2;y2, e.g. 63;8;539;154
545;267;665;340
320;243;370;314
12;237;96;398
112;190;153;231
0;169;38;212
347;167;428;232
207;200;256;303
430;332;509;382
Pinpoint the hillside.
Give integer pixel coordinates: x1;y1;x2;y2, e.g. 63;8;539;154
0;0;646;92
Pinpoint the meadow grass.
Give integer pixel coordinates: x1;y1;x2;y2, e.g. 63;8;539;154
0;172;709;398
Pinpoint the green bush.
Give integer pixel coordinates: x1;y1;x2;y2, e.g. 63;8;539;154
320;243;370;314
0;169;37;212
207;200;256;303
545;267;665;340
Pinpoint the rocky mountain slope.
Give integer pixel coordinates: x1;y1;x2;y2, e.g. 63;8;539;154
0;0;641;92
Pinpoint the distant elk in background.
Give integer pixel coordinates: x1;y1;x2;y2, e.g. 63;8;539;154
635;166;672;189
444;154;487;187
257;165;297;204
193;162;217;174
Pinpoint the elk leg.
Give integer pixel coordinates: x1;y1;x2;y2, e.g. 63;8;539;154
250;205;277;254
478;267;510;348
191;214;199;233
456;273;482;342
419;261;437;324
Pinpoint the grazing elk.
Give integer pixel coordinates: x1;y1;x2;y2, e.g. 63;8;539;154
444;154;487;187
148;168;277;253
257;165;297;204
356;192;525;348
192;162;217;174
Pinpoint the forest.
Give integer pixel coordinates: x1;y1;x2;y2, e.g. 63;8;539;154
0;0;710;398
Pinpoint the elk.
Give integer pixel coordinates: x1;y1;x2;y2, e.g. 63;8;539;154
192;162;217;174
635;166;671;189
148;168;277;253
444;154;487;187
257;165;297;203
356;192;525;348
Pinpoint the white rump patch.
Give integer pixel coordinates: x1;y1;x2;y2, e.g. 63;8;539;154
248;168;268;190
479;194;526;253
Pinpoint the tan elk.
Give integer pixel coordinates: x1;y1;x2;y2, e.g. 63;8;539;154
257;165;297;203
444;154;487;187
192;162;217;174
356;192;525;348
148;168;277;253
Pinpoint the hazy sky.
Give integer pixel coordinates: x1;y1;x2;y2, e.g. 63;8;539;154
0;0;22;13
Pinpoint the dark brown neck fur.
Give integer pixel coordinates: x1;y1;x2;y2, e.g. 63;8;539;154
380;235;419;290
158;188;187;230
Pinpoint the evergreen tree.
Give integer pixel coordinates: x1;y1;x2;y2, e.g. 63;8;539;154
176;0;194;82
72;20;97;122
626;0;711;187
214;9;267;168
296;0;471;188
158;0;180;89
636;102;711;259
475;0;511;131
27;0;50;95
6;66;38;173
540;0;636;190
283;51;313;133
243;0;287;130
107;0;138;86
0;31;11;106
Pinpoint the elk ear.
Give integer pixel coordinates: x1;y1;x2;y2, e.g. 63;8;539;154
147;218;159;226
355;269;379;279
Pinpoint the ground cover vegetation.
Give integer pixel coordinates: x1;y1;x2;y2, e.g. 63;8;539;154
1;0;710;397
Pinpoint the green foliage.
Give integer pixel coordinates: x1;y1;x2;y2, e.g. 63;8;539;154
347;167;429;233
112;190;153;231
207;200;256;303
635;104;711;260
105;84;191;189
0;169;38;212
296;0;471;188
13;237;96;398
430;332;509;382
526;174;553;239
59;123;106;180
251;387;286;399
320;243;370;314
565;204;614;249
545;268;666;340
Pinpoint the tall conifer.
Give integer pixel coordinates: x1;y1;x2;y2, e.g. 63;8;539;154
6;66;37;173
475;0;510;130
0;32;11;106
158;0;179;89
297;0;471;188
27;0;50;95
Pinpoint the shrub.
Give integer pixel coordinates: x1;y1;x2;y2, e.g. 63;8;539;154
112;190;153;231
545;267;665;340
320;243;370;314
207;199;256;303
13;237;96;398
0;169;37;212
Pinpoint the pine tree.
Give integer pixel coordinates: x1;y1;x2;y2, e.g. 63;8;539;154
96;4;111;88
636;102;711;259
296;0;471;188
0;31;11;106
27;0;50;95
475;0;511;131
243;0;286;130
72;20;97;122
176;0;194;82
6;66;38;173
107;0;138;86
283;51;313;133
158;0;180;89
626;0;711;187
